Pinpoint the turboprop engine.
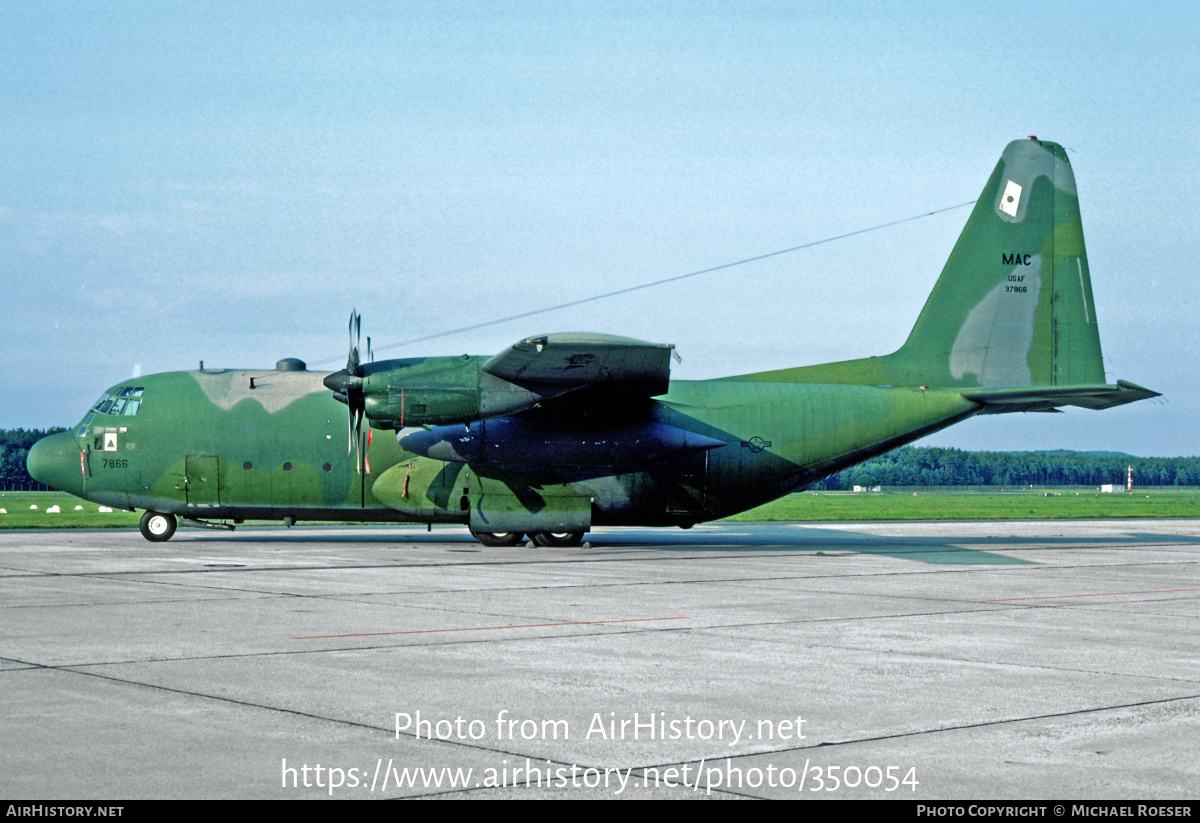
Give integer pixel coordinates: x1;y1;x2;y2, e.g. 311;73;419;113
324;318;679;438
326;354;546;429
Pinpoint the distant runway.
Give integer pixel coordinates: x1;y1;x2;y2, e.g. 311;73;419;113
2;521;1198;799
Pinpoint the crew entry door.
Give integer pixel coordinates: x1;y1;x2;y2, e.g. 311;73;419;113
185;455;220;508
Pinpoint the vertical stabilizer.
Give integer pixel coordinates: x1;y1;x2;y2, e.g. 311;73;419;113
886;138;1105;388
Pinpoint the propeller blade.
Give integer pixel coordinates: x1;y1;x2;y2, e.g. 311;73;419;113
329;309;369;472
347;309;362;374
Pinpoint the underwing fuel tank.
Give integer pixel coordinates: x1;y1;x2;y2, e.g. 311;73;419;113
398;419;725;467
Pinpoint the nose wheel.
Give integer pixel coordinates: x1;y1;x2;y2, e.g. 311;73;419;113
139;511;177;542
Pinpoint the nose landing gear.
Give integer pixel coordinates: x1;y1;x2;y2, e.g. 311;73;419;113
139;511;177;542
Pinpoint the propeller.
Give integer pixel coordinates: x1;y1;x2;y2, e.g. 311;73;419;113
323;310;367;472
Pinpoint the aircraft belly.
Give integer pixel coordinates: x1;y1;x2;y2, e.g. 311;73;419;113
367;385;979;529
658;383;979;518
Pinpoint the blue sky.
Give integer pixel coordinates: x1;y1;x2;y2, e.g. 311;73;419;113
2;1;1196;455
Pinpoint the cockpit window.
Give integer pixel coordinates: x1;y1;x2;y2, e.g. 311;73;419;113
75;413;95;437
91;387;144;416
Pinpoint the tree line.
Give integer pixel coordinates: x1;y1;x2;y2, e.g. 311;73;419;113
817;446;1200;489
1;428;67;489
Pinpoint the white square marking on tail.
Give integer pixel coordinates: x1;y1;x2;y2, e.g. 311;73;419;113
999;179;1022;217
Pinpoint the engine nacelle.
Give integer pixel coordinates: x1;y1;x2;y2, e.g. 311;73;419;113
356;356;544;428
328;331;678;430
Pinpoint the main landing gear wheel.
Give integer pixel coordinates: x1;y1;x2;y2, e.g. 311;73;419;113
531;531;586;548
139;511;177;542
471;531;524;547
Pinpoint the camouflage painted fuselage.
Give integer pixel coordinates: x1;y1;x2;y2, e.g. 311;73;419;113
32;365;980;528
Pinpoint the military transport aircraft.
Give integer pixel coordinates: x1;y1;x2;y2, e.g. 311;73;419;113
27;138;1158;546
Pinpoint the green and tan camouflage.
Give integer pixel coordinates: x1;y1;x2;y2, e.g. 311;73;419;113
27;138;1158;545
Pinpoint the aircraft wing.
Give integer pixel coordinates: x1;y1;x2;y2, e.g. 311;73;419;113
482;333;676;395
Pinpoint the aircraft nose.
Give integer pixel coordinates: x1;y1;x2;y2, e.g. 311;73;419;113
27;432;84;495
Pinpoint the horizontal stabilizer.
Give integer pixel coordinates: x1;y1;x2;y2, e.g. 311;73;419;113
962;380;1160;413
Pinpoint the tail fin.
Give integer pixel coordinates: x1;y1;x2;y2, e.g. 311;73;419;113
737;138;1157;410
887;137;1102;388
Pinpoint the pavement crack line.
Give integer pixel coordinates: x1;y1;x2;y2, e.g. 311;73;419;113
636;692;1200;769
